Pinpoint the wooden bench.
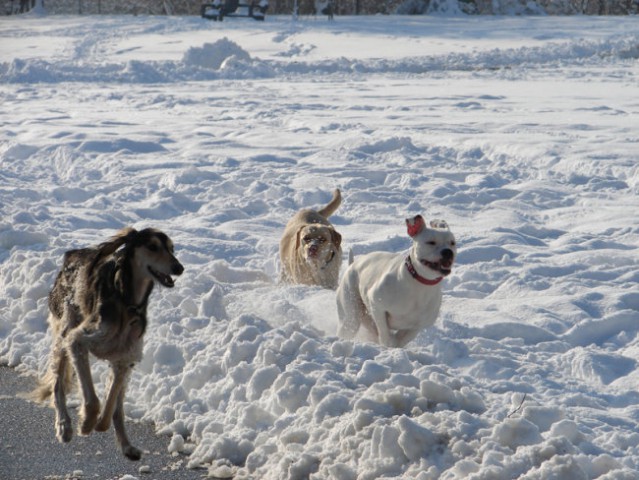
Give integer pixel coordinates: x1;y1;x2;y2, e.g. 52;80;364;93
201;0;268;21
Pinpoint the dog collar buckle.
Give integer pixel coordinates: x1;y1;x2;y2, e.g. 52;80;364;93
405;256;443;286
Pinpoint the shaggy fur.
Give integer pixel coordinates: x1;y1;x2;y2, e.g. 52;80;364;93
32;227;184;460
279;189;343;289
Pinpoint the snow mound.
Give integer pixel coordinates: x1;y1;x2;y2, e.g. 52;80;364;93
182;38;251;71
146;314;488;478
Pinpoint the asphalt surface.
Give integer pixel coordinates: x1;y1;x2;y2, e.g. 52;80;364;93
0;366;208;480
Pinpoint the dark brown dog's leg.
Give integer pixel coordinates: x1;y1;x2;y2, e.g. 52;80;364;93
51;338;73;443
112;374;142;460
67;331;100;436
95;362;128;433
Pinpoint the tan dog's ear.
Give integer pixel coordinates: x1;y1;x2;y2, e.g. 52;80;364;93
295;227;305;250
331;229;342;248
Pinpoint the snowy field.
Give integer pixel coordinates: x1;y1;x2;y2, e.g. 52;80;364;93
2;10;639;479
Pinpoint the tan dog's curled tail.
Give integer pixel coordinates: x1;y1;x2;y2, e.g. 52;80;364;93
317;189;341;219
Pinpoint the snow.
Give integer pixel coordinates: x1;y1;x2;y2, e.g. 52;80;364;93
1;11;639;480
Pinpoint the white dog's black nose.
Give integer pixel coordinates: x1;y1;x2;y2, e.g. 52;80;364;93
441;249;454;261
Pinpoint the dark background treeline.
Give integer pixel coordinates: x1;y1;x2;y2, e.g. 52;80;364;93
4;0;637;17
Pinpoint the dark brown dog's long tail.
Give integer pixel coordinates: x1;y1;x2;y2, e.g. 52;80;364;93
317;189;341;218
30;353;74;405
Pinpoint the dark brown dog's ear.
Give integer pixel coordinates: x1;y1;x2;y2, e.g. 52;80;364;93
331;229;342;248
97;226;138;256
406;215;425;237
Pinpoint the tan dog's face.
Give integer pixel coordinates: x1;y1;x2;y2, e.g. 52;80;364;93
297;225;341;265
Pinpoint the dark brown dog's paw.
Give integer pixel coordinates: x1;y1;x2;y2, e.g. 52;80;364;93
123;445;142;461
78;402;100;435
94;415;111;432
55;416;73;443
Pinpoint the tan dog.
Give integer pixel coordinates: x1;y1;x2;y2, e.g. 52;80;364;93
280;189;343;289
336;215;456;347
32;227;184;460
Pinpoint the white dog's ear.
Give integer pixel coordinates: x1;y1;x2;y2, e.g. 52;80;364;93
430;219;449;230
406;215;425;237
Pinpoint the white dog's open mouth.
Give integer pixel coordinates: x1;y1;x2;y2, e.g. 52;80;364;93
148;266;175;288
420;259;453;276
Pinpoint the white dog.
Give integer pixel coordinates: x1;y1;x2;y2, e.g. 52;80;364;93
336;215;456;347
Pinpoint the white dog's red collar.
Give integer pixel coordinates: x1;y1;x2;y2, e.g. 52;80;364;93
405;256;443;286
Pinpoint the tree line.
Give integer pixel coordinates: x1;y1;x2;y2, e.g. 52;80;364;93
3;0;637;16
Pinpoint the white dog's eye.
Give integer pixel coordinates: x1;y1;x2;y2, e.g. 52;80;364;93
427;241;436;246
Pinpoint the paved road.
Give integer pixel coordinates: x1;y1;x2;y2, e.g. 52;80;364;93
0;366;207;480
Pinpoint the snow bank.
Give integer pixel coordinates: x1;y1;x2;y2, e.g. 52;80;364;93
1;15;638;83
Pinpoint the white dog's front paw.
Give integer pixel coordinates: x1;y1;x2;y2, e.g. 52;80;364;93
377;332;398;348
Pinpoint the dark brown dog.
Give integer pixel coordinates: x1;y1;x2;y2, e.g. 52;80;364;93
33;227;183;460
